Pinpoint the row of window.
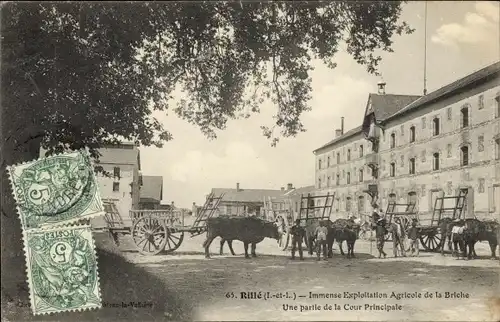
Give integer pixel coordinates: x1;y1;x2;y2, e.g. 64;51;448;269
319;138;500;187
388;95;500;149
388;138;500;177
319;142;378;169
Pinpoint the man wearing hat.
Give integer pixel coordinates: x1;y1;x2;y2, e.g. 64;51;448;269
375;217;388;258
408;219;419;256
290;219;305;260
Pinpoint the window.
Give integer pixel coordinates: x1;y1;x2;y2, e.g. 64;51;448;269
359;169;364;182
346;197;352;212
327;176;331;187
447;107;452;120
113;182;120;192
461;106;469;128
409;126;416;143
407;191;417;205
318;178;322;188
336;152;340;164
400;125;404;136
327;156;331;167
400;155;404;168
433;153;440;170
390;133;396;148
318;159;322;169
335;198;340;212
461;146;469;166
389;193;397;204
421;150;426;162
496;138;500;160
409;158;416;175
347;172;351;184
422;117;426;129
113;167;121;178
478;95;484;110
359;145;364;157
478;178;485;193
347;149;351;161
478;135;484;152
447;144;452;158
358;196;365;213
336;174;340;185
390;162;395;177
433;118;440;136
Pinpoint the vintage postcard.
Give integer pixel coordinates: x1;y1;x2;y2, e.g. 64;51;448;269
24;225;101;315
1;1;499;321
7;150;105;230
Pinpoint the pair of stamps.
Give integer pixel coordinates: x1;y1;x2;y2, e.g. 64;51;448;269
7;150;105;315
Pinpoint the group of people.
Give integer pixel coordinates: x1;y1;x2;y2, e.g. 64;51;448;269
287;204;421;260
372;205;420;259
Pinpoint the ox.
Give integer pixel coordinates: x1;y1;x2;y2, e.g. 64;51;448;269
329;219;360;258
203;216;280;258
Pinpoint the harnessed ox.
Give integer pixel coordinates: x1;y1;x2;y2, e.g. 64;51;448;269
203;216;280;258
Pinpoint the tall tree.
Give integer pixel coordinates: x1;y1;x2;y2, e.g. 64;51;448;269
1;0;413;310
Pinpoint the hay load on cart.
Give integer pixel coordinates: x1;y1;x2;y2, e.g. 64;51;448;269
103;193;225;255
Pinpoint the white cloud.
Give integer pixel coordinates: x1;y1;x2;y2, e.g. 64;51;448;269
432;1;499;48
169;141;269;185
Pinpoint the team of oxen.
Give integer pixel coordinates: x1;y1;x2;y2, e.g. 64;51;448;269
202;216;362;259
203;215;500;260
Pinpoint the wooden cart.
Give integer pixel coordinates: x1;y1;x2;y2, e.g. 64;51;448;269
104;193;225;255
417;189;468;252
272;192;334;251
382;201;418;241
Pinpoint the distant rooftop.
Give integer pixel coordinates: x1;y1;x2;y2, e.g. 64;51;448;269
211;187;286;203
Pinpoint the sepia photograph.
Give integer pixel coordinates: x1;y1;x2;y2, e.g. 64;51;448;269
1;1;499;321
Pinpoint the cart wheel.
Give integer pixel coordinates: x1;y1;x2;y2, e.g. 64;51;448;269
132;216;168;255
164;229;184;253
419;230;442;252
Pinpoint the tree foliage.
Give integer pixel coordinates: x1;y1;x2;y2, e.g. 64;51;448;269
1;1;413;158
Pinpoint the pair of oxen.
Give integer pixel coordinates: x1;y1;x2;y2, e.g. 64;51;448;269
202;216;360;259
437;218;499;260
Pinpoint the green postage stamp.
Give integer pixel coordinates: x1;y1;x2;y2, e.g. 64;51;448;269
25;225;102;315
7;150;105;230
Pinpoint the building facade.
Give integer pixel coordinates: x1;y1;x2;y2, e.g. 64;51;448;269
314;61;500;222
139;175;163;209
94;143;142;227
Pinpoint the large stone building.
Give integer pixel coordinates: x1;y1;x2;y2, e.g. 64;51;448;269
314;61;500;222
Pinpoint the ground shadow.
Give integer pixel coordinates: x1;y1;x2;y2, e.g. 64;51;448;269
1;235;195;321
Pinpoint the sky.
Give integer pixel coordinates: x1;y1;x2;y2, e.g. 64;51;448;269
139;1;500;208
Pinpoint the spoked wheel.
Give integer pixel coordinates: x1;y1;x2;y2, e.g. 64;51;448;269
132;216;168;255
419;229;443;252
164;229;184;253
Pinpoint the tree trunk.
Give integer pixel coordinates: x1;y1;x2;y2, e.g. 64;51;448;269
1;123;41;304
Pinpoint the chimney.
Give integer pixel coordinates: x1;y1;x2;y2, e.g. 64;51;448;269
335;129;342;138
287;183;293;191
341;117;344;135
280;187;285;191
377;81;386;95
236;182;240;192
171;201;175;208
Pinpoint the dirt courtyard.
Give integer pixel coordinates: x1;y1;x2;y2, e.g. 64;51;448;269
95;228;500;321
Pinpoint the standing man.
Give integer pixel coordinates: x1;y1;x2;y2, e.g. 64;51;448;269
375;218;388;259
290;219;305;260
408;219;420;257
315;220;329;261
392;217;406;257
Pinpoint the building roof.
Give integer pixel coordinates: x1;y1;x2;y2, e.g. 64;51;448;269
368;93;422;121
140;175;163;201
313;93;420;153
211;188;285;203
385;61;500;122
313;126;363;153
284;185;316;197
